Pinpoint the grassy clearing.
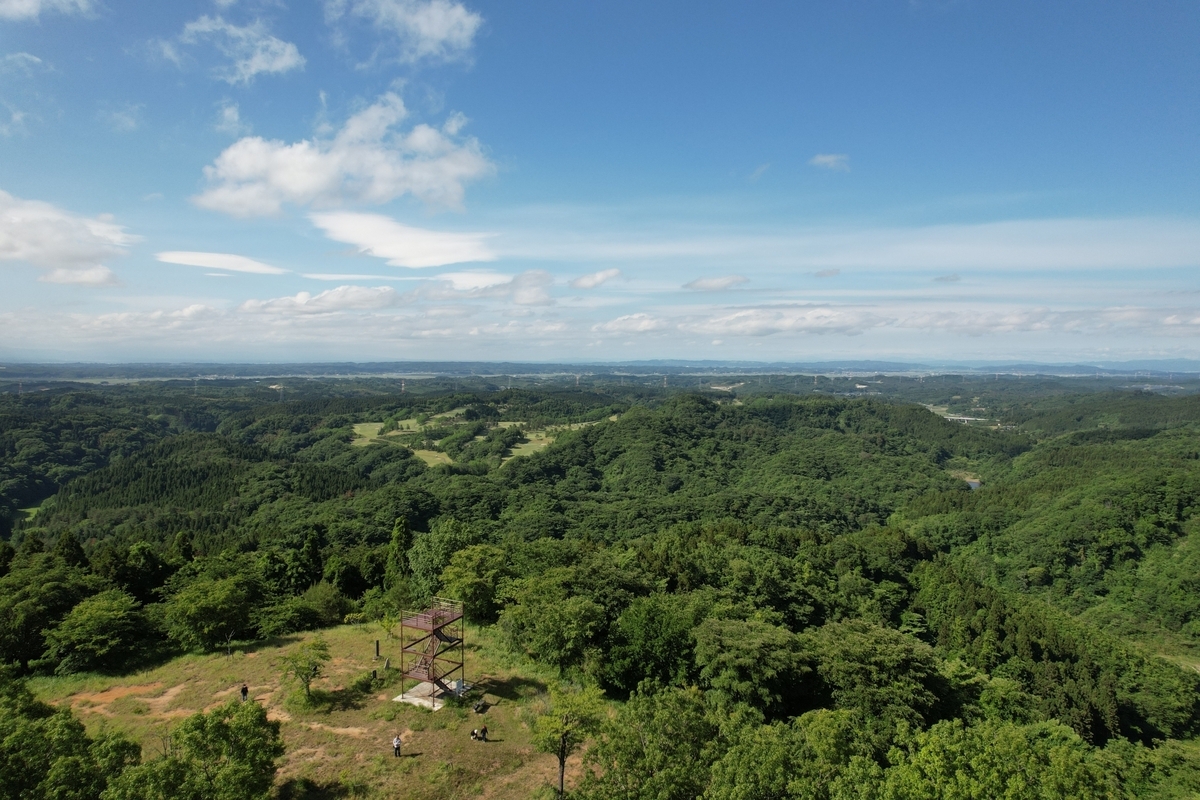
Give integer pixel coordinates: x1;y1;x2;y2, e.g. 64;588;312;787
503;415;620;462
351;422;385;447
30;625;575;799
19;500;46;520
413;450;453;467
507;432;554;460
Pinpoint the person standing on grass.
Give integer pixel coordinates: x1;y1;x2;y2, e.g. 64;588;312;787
479;725;488;742
393;734;402;757
240;684;249;703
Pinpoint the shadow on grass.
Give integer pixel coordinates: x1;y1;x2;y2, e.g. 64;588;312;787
277;777;368;799
471;674;548;704
303;670;392;713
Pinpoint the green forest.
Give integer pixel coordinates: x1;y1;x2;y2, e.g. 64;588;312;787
2;372;1200;799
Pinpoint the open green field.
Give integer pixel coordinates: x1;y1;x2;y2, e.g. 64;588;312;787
29;625;574;800
351;422;385;447
412;449;453;466
505;430;554;459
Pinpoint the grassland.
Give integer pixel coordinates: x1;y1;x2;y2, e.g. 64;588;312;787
412;450;453;467
29;626;579;799
351;423;385;447
353;413;622;465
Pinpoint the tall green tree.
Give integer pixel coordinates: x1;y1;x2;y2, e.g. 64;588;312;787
439;543;511;622
580;685;718;800
42;589;145;675
693;616;811;718
0;666;139;800
162;577;253;653
280;635;331;701
533;684;606;800
102;700;283;800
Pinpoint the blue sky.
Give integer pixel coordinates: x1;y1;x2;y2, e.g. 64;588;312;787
1;0;1198;363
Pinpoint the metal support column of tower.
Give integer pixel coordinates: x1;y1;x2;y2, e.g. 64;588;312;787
398;597;464;706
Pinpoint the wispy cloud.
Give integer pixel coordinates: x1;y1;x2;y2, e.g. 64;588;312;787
177;16;305;85
571;268;621;289
684;275;748;291
39;266;116;285
748;163;770;182
310;210;495;267
195;94;493;216
504;217;1200;271
814;268;840;278
433;270;509;291
809;153;849;171
326;0;483;65
156;251;287;275
1;52;45;75
0;189;137;283
0;0;91;21
240;285;399;314
681;305;880;336
99;103;143;133
593;313;667;333
431;270;553;306
0;106;28;137
302;272;414;281
934;273;961;283
215;102;250;136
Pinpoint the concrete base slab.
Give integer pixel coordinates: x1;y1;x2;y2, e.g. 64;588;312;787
393;680;471;712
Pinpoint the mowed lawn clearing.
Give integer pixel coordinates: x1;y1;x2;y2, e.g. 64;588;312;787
29;625;578;799
351;422;385;446
503;415;620;462
413;449;453;466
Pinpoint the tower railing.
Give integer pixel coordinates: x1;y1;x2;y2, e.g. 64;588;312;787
398;597;465;702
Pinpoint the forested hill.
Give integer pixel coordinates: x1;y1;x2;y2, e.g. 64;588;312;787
3;381;1200;798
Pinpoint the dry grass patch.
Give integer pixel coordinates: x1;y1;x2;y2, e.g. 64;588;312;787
30;625;569;800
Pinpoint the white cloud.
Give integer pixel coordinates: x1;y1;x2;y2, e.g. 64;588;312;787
431;269;553;305
2;52;44;74
302;272;411;280
156;251;287;275
891;306;1200;336
0;189;137;280
179;16;305;84
0;0;90;21
593;313;667;333
0;107;27;137
215;102;250;136
684;275;748;291
240;285;399;314
435;270;509;291
748;163;770;182
505;216;1200;272
326;0;482;64
507;270;553;306
99;103;142;133
39;266;117;285
682;306;881;337
310;210;494;266
809;153;849;171
570;268;621;289
195;93;493;216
